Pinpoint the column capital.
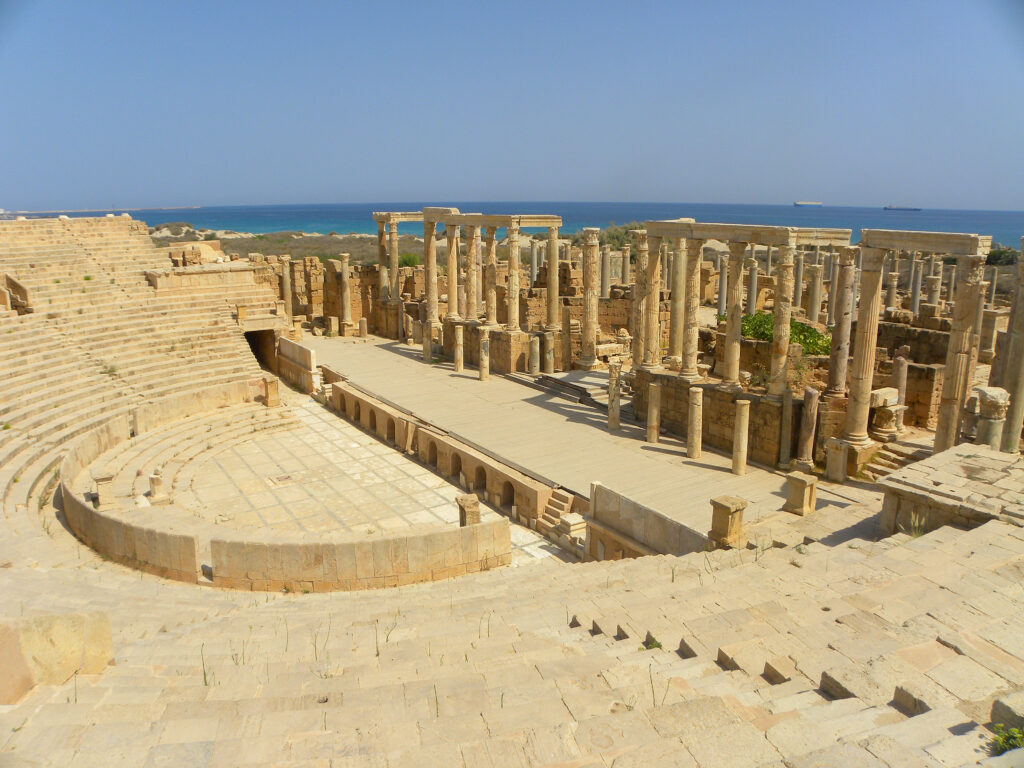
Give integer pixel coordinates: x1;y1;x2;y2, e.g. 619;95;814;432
860;246;887;272
838;246;857;267
685;238;704;257
957;253;987;282
445;224;460;237
630;229;648;248
484;225;497;239
338;252;350;265
583;227;600;246
546;226;559;238
506;224;519;237
727;241;748;260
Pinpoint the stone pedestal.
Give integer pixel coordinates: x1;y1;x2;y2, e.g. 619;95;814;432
148;469;167;504
358;317;368;337
782;472;817;516
528;335;540;374
457;494;481;526
869;387;901;443
93;471;114;510
824;437;849;483
708;496;746;549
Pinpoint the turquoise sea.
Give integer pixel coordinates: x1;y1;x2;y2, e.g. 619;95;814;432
11;202;1024;248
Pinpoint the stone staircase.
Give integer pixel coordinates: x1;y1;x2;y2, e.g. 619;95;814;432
1;517;1020;765
862;440;933;482
536;487;574;536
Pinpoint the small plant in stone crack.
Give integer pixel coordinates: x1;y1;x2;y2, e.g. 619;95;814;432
200;643;215;686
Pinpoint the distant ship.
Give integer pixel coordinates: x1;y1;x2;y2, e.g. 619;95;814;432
793;201;823;207
883;205;922;211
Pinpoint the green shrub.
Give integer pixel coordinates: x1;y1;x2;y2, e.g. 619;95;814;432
203;232;217;241
990;724;1024;756
739;312;831;355
988;246;1018;266
398;253;420;268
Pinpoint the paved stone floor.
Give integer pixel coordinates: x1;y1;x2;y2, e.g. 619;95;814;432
185;400;566;565
306;335;884;539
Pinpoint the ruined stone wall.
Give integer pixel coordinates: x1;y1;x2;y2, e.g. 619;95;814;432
905;363;944;429
711;331;804;387
632;371;798;467
859;321;951;365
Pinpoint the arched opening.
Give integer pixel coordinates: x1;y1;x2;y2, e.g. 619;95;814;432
427;441;438;468
386;418;396;445
473;466;487;496
353;401;361;422
450;454;463;487
368;410;377;432
336;393;346;415
244;329;278;372
500;481;514;512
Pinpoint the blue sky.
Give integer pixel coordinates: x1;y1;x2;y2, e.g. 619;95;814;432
1;0;1022;210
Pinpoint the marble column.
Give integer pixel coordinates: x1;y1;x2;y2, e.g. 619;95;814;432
910;259;923;317
338;253;352;328
641;234;663;370
621;244;632;285
545;226;560;329
842;247;886;446
989;268;998;306
424;220;439;326
646;383;661;443
579;228;600;370
680;239;703;382
805;263;823;324
453;325;464;373
478;329;490;381
826;247;856;396
885;271;899;309
793;250;805;309
608;361;621;430
976;387;1009;450
667;238;686;369
925;274;941;305
722;242;747;390
600;245;611;298
529;240;539;288
766;245;774;275
716;253;728;317
445;225;461;320
1001;257;1024;453
767;245;794;400
934;255;986;453
687;386;703;459
893;353;908;434
732;399;750;475
376;220;387;300
826;253;840;325
795;386;820;471
506;224;521;331
483;227;498;326
281;256;293;318
631;234;647;364
745;251;758;314
465;225;479;321
388;220;400;300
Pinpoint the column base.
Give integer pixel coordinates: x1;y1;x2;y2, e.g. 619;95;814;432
793;458;815;473
339;321;358;337
717;380;743;394
825;436;879;483
678;369;701;383
575;357;601;371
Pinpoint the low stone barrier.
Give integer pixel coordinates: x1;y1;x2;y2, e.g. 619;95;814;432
60;382;262;584
586;481;708;559
327;378;552;522
278;337;317;393
209;517;511;592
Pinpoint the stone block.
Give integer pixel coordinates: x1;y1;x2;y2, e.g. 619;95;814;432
870;387;899;408
783;471;817;516
708;495;746;549
457;494;481;527
992;689;1024;730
